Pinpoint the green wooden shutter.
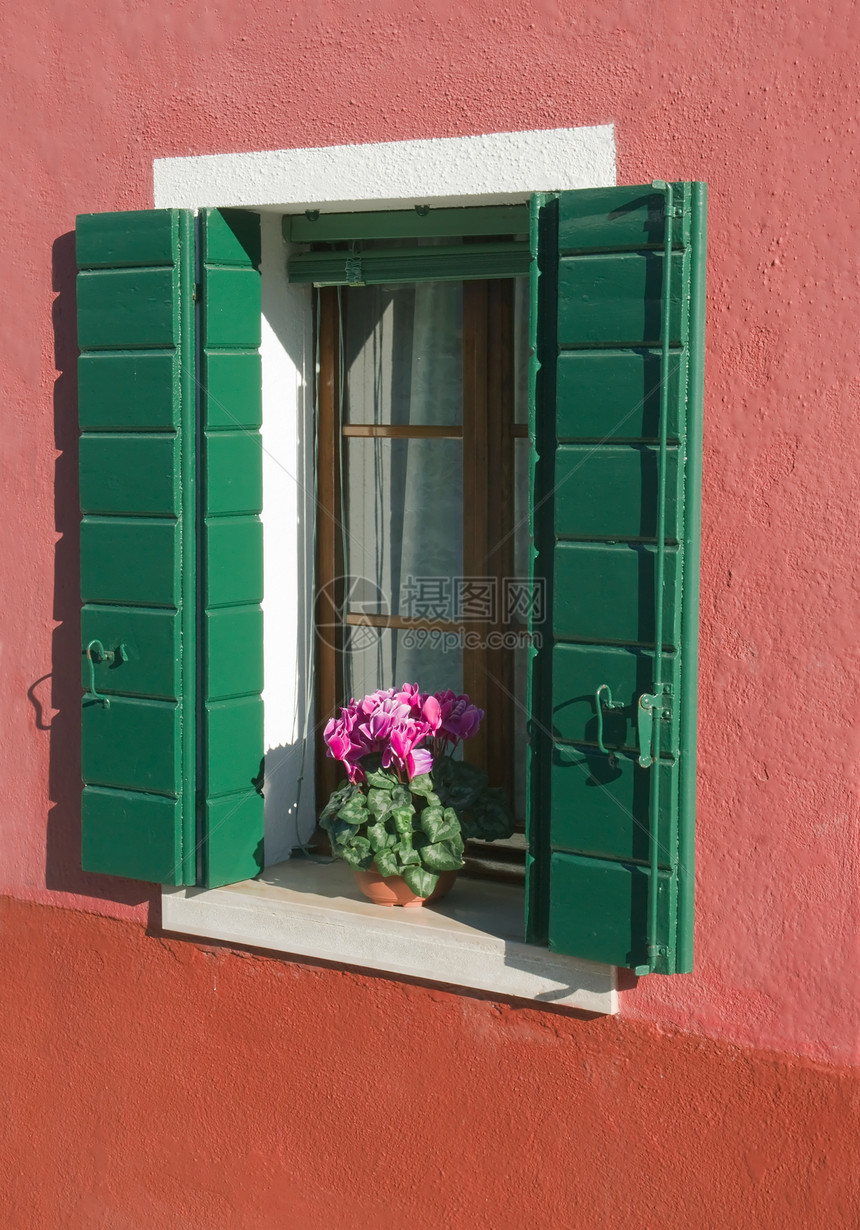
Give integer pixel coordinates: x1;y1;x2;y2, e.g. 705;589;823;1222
526;183;706;974
198;209;264;887
77;208;264;887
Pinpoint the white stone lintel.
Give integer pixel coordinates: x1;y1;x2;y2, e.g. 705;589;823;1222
154;125;616;213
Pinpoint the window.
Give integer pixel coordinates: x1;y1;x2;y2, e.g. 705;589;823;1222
77;178;706;979
294;208;534;881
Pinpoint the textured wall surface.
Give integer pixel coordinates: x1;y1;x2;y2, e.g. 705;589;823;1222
0;896;856;1229
1;0;859;1220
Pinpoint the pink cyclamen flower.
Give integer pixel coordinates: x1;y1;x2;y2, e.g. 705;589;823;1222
407;746;434;778
364;695;411;743
421;693;442;732
323;722;352;763
381;716;435;780
435;691;484;743
325;683;469;783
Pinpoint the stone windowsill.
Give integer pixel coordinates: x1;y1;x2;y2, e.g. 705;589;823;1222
162;859;617;1014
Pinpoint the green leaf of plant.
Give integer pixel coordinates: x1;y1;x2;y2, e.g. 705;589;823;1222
326;818;360;851
452;767;489;807
420;805;445;841
320;783;353;824
391;785;412;808
420;840;465;872
409;774;435;797
367;788;394;819
393;840;421;866
420;804;460;844
438;807;462;842
391;804;415;835
401;865;439;898
433;757;487;809
364;765;399;791
374;849;400;878
340;836;374;870
366;820;390;852
461;787;516;841
337;793;368;824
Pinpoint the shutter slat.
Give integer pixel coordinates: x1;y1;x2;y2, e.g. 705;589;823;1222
556;348;686;442
80;518;181;608
77;352;179;431
527;183;706;974
81;608;180;701
77;269;179;349
79;434;179;515
550;643;680;756
557;251;688;349
554;445;682;542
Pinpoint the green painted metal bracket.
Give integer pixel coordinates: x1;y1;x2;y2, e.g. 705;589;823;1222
83;638;129;708
636;685;673;769
595;683;624;764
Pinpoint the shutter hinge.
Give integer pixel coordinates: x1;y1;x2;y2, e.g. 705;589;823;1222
651;180;684;219
635;946;669;976
192;282;202;301
636;684;673;768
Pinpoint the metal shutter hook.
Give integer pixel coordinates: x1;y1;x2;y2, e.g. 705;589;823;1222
84;639;127;708
595;684;624;767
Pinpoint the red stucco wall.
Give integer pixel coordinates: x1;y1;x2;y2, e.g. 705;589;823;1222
1;896;857;1229
1;0;859;1223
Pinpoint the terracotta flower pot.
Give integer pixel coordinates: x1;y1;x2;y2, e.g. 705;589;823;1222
352;866;459;908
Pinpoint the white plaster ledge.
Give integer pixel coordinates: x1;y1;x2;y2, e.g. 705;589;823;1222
162;860;617;1015
153;125;616;212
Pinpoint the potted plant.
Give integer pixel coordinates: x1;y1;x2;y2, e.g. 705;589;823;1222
319;684;515;906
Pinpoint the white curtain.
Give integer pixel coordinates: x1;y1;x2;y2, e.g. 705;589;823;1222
342;281;464;701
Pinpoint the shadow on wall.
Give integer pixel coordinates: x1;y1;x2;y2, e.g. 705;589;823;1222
40;231;155;913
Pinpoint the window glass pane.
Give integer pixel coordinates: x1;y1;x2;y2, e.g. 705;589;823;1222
513;643;529;820
344;282;463;426
513;277;530;425
513;438;530;585
513;438;531;819
344;438;463;619
345;626;463;701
